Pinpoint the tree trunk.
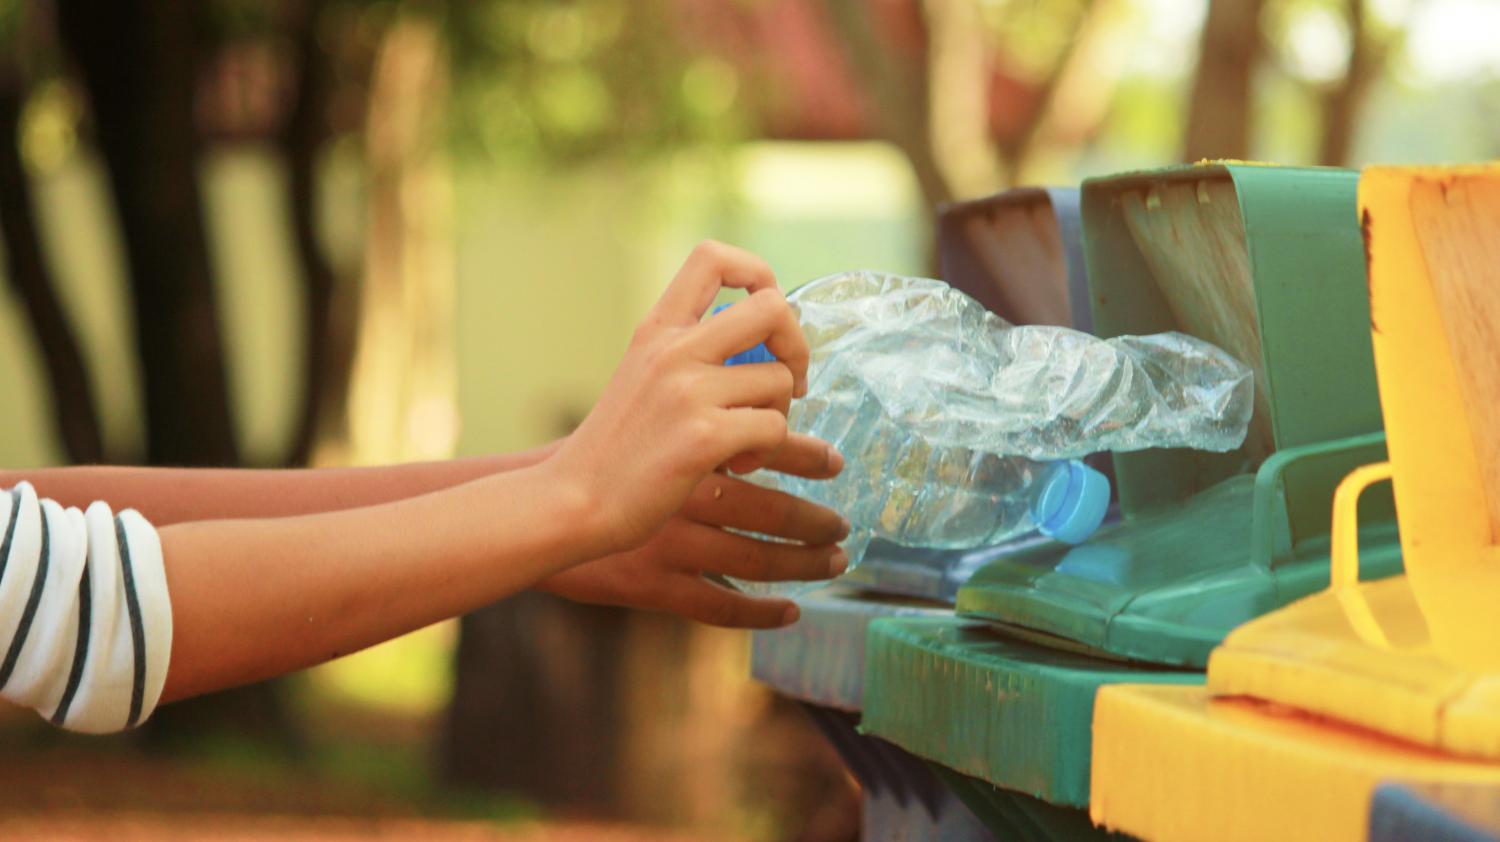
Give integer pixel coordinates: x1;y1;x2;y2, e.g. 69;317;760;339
56;0;299;751
441;594;632;814
925;0;1004;196
819;0;951;211
343;14;457;466
280;0;360;468
55;0;239;467
0;66;105;464
1318;0;1379;166
1182;0;1266;162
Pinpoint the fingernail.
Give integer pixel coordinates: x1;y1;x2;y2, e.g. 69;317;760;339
828;548;849;577
795;377;809;398
781;604;800;625
836;517;852;540
826;445;845;475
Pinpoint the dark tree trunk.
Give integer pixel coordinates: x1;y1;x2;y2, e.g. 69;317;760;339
1182;0;1266;162
280;0;359;468
0;67;105;464
55;0;300;751
1318;0;1379;167
820;0;951;211
441;593;634;815
55;0;238;467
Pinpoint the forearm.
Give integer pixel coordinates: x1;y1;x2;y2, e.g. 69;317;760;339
0;440;562;525
157;459;604;703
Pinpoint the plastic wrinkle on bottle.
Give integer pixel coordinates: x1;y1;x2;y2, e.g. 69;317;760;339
716;271;1254;597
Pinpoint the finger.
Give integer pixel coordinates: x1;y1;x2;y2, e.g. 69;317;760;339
724;452;763;475
664;521;847;582
657;575;801;629
714;408;788;474
651;241;778;326
704;361;794;415
693;288;810;396
761;433;844;480
685;475;849;545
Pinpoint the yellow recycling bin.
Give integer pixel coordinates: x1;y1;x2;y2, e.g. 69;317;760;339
1089;164;1500;842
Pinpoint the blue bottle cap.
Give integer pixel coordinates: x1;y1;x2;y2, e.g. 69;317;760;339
1032;461;1110;545
711;303;777;366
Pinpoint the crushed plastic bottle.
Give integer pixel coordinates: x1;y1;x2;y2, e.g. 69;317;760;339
719;271;1255;597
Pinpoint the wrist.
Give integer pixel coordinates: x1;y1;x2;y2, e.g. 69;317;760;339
531;454;617;562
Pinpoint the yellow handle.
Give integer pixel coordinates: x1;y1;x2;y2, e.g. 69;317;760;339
1329;462;1395;647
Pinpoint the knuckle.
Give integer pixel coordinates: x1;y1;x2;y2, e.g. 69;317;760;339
664;328;696;355
749;286;788;311
772;364;795;394
637;335;671;370
665;369;697;407
763;413;789;445
684;415;718;451
692;239;728;263
629;324;655;350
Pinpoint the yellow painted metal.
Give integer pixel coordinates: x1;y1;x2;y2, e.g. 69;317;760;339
1089;684;1500;842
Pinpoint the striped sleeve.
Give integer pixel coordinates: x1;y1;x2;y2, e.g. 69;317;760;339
0;482;173;733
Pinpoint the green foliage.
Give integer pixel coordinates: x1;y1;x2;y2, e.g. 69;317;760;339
0;0;19;48
206;0;279;43
446;0;749;166
176;726;540;820
978;0;1097;78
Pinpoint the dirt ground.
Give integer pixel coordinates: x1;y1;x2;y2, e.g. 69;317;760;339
0;690;859;842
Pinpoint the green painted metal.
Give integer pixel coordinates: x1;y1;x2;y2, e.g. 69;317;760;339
749;587;951;711
860;617;1199;809
962;433;1402;666
957;163;1402;667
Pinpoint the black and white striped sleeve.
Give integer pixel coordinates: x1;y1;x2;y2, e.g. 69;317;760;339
0;482;173;733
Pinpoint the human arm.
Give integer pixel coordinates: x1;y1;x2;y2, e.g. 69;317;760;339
0;442;560;527
5;241;834;723
156;458;602;703
158;241;823;702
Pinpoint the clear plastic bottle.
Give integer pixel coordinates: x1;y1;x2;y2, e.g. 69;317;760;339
716;271;1254;597
737;386;1109;597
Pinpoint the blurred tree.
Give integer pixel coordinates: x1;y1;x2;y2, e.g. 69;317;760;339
55;0;240;467
436;3;769;824
1316;0;1378;165
1183;0;1266;161
443;591;631;814
0;2;103;464
1;0;388;751
820;0;950;206
819;0;1115;208
1187;0;1408;165
1303;0;1406;166
50;0;294;749
281;0;361;467
345;9;457;467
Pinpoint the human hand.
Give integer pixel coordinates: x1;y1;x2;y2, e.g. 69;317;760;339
550;241;812;556
539;432;848;627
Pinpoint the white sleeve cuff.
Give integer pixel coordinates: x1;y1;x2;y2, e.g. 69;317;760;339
0;482;174;733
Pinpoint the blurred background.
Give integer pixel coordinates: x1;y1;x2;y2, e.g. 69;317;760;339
0;0;1494;839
